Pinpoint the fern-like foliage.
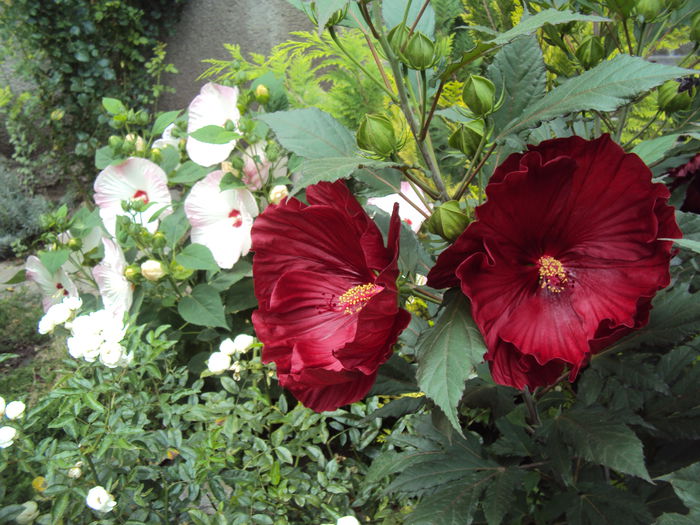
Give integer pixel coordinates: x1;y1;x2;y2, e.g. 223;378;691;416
201;29;390;129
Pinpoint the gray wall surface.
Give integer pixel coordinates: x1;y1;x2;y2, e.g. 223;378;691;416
159;0;312;111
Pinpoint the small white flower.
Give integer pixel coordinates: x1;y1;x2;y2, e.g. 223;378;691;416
37;315;56;335
268;184;289;204
140;260;166;281
0;426;17;448
47;302;73;326
219;334;254;356
99;341;131;368
337;517;360;525
153;123;181;151
15;501;40;525
85;486;116;513
63;296;83;311
0;397;4;417
5;401;25;420
207;352;231;374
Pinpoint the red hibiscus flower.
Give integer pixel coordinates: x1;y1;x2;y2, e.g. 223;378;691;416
251;180;411;412
428;135;681;390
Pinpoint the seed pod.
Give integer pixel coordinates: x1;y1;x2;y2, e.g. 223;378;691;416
635;0;664;20
403;31;436;70
427;201;471;241
448;120;485;157
356;114;399;158
461;75;496;117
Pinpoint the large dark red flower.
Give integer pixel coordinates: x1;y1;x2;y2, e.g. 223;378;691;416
251;180;411;412
428;135;681;390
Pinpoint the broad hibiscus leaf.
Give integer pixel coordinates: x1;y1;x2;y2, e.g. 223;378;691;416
552;484;652;525
669;238;700;255
151;110;181;137
659;462;700;512
405;480;483;525
178;284;228;329
482;468;528;525
416;291;487;432
383;0;435;36
257;108;356;159
498;55;695;139
175;243;220;272
292;157;392;195
38;249;71;275
632;134;684;165
554;408;651;481
490;9;608;45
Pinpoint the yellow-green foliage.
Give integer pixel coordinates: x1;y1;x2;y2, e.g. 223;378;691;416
460;0;518;32
202;29;391;129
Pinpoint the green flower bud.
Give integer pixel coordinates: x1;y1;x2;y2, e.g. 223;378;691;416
356;114;399;158
448;120;485;157
149;147;162;164
658;80;693;112
124;264;141;282
605;0;636;16
170;262;193;280
403;31;436;70
254;84;270;104
427;201;471;241
388;24;411;58
67;238;82;251
230;156;245;171
461;75;496;117
108;135;123;151
691;11;700;43
152;232;167;249
635;0;664;20
303;2;347;27
575;36;605;69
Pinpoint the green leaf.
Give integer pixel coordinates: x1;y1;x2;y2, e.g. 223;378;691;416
159;206;190;247
316;0;348;33
659;462;700;512
178;284;228;329
498;56;695;139
95;145;126;169
490;9;608;45
559;483;652;525
224;278;258;312
632;134;681;165
169;161;210;184
655;512;700;525
208;259;252;292
190;125;239;144
176;244;220;272
416;292;487;432
487;35;546;135
257;108;357;159
102;97;126;115
219;172;247;190
3;269;25;285
0;353;19;364
406;480;483;525
38;249;70;274
152;110;181;136
667;238;700;255
555;408;651;481
293;157;391;195
383;0;436;37
367;205;431;275
482;468;523;525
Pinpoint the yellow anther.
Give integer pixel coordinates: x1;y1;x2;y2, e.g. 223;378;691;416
537;255;568;293
337;283;383;314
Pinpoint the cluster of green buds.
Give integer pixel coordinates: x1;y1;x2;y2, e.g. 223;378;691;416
388;25;446;71
108;133;148;157
427;201;471;242
356;113;406;158
658;80;694;113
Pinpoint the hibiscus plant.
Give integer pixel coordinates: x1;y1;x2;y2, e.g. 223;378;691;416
3;0;700;523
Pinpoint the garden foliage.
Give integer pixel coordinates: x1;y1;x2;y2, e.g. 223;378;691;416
1;0;700;524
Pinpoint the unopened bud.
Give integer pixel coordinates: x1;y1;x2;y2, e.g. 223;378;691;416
427;201;471;241
152;231;166;249
448;120;485;157
635;0;664;20
124;265;140;281
605;0;635;16
254;84;270;104
388;24;411;58
357;114;399;158
170;263;193;280
658;80;693;113
67;238;82;251
269;185;289;204
149;148;163;164
141;260;167;281
575;36;605;69
462;75;496;117
67;466;82;479
403;31;436;70
108;135;123;151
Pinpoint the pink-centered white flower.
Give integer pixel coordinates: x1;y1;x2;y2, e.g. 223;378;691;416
25;256;79;311
93;239;133;320
186;83;240;167
94;157;172;236
184;170;259;269
368;181;430;233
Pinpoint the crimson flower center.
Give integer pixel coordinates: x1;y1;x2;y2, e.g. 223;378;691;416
132;190;150;204
228;209;243;228
55;283;68;296
537;255;569;293
337;283;383;314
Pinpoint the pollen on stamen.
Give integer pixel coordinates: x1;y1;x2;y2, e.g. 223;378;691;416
337;283;383;314
537;255;569;293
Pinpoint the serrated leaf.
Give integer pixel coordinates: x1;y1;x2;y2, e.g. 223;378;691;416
176;244;220;272
659;462;700;511
487;35;546;135
406;480;483;525
498;56;694;139
152;110;181;136
416;292;487;432
482;468;522;525
38;249;70;274
489;9;608;45
563;483;653;525
667;238;700;255
383;0;435;37
292;157;391;195
555;408;651;481
632;134;681;165
257;108;356;159
102;97;126;115
655;511;700;525
189;125;239;144
178;284;228;329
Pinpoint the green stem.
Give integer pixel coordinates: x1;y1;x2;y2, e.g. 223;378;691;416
419;69;428;131
522;387;540;426
407;285;443;305
622;18;635;55
621;110;661;149
167;275;183;299
84;452;101;486
454;142;497;200
419;78;445;142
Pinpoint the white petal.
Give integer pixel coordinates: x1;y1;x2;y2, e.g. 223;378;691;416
25;256;79;311
94;157;172;236
367;181;431;233
186;83;240;167
92;239;133;319
241;143;271;190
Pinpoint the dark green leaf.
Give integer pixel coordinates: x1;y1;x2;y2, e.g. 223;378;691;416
490;9;608;45
95;146;126;169
416;292;487;432
482;468;523;525
406;480;483;525
178;284;228;329
159;206;189;247
176;244;220;272
655;512;700;525
169;161;210;184
38;249;70;274
659;462;700;512
224;278;257;312
102;97;126;115
189;125;239;144
257;108;356;159
559;483;652;525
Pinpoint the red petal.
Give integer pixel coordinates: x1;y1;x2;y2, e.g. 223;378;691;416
488;341;566;390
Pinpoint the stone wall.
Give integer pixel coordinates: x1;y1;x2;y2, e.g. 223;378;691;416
158;0;312;111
